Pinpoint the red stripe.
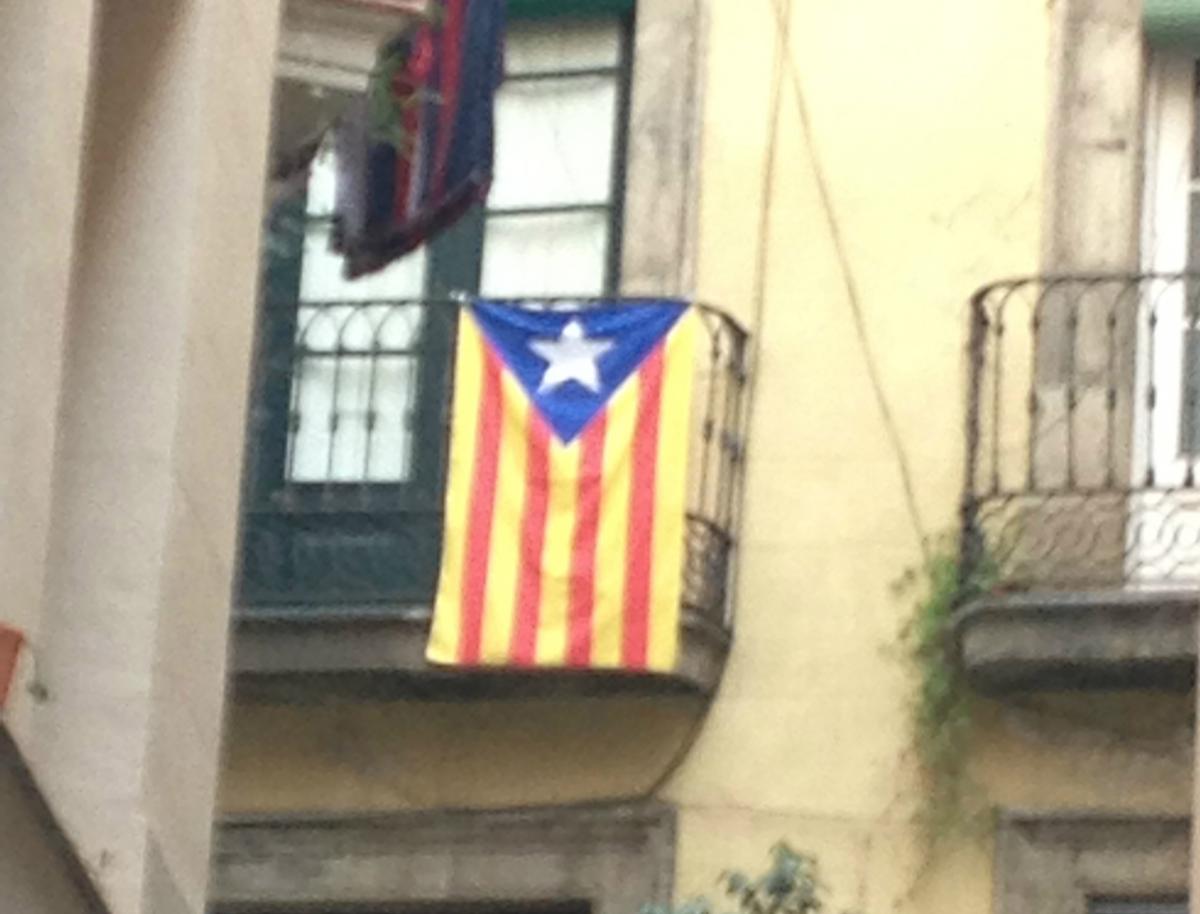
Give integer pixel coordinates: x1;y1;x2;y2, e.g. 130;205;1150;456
566;415;608;667
457;342;503;664
509;412;551;665
622;346;665;669
433;0;465;192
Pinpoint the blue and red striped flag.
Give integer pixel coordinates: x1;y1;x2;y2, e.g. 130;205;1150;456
427;301;698;673
334;0;506;278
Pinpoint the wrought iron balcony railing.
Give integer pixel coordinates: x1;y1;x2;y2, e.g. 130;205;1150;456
962;273;1200;592
237;297;749;637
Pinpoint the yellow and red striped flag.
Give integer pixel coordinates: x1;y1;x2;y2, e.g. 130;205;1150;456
427;300;697;672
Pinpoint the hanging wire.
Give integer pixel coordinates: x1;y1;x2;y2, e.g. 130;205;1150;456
763;0;932;563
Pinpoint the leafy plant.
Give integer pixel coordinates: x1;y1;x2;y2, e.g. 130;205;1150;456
641;844;848;914
895;534;998;847
365;5;443;152
367;45;432;151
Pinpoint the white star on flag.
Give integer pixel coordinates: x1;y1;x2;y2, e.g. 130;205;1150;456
529;318;614;394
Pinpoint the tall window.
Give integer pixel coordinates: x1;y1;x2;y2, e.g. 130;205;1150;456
284;98;430;485
1141;55;1200;473
240;5;633;607
482;17;628;297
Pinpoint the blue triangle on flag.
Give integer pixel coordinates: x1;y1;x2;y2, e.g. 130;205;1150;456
470;299;688;444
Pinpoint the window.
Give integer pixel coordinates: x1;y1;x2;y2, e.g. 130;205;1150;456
239;4;633;608
482;17;628;297
992;815;1190;914
1143;55;1200;467
1127;53;1200;583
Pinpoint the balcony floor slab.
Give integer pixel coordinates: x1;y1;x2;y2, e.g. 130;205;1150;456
953;589;1197;692
231;606;730;700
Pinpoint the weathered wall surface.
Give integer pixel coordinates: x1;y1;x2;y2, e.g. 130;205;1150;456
0;0;96;697
1;1;281;913
670;1;1188;913
220;697;703;812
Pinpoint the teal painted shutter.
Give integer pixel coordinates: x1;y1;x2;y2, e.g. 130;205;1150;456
509;0;634;18
1146;0;1200;49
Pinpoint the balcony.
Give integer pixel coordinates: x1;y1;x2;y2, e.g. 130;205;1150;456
956;274;1199;691
232;297;748;696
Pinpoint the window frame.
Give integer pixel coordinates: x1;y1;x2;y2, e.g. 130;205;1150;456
1138;52;1199;478
428;12;635;299
993;813;1189;914
239;2;637;609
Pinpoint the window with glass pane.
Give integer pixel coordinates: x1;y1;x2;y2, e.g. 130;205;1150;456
1181;61;1200;453
482;17;627;298
287;133;429;485
1145;56;1200;458
279;16;628;486
239;12;630;608
287;302;426;483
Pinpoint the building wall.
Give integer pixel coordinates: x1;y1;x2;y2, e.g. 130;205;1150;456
0;0;96;703
673;1;1189;913
0;1;281;913
221;696;702;812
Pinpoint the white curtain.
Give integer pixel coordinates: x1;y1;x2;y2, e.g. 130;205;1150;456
286;17;623;482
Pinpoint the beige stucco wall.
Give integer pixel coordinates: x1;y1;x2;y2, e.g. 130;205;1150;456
0;0;96;687
672;0;1189;912
220;696;703;811
674;692;1192;914
1;1;280;913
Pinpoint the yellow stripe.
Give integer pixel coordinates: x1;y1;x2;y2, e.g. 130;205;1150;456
536;435;579;665
479;369;528;663
427;315;485;664
647;311;697;671
591;370;639;667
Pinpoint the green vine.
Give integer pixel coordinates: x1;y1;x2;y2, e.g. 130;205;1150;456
366;5;444;151
895;535;998;848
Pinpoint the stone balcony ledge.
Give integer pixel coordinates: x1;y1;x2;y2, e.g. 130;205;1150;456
952;589;1197;692
232;604;731;700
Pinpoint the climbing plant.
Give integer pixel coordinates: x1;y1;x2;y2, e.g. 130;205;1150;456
895;534;999;848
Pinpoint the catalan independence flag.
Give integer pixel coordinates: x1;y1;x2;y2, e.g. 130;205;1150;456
428;301;697;672
334;0;505;278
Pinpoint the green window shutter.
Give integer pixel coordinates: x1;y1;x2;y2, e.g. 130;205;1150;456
1146;0;1200;50
509;0;634;19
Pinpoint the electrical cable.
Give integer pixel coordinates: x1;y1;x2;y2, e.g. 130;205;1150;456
764;0;932;562
641;0;795;803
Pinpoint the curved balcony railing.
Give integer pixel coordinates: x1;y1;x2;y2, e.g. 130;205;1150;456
962;273;1200;591
237;297;749;639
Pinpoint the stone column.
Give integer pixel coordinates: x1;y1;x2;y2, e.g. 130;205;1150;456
1023;0;1145;586
620;0;706;296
